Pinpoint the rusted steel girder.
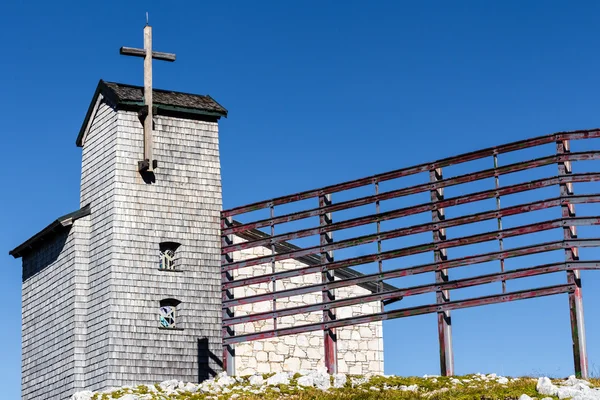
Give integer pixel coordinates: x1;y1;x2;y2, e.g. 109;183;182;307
223;284;575;345
223;191;600;254
430;167;453;376
222;130;600;218
222;239;600;293
320;193;337;374
221;217;235;376
558;139;589;378
223;261;600;327
221;130;600;377
223;152;600;238
222;239;600;308
222;216;600;272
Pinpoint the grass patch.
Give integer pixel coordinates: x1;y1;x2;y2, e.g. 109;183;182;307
81;374;592;399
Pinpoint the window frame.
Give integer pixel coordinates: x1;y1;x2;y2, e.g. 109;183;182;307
159;298;183;330
159;242;181;271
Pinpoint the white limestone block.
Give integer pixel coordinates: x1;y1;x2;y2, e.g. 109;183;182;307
359;326;373;338
307;347;321;360
263;342;276;352
293;347;307;358
284;357;301;371
268;352;284;362
297;335;309;347
256;351;268;362
277;342;290;355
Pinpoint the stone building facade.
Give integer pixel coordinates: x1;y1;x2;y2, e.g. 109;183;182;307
231;235;385;376
10;80;386;400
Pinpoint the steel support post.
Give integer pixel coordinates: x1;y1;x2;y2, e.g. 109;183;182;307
557;139;588;378
493;154;507;293
271;206;278;330
320;193;338;374
376;181;384;312
222;217;236;376
430;167;454;376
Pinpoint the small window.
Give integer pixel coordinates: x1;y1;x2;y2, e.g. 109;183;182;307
159;298;181;329
159;242;181;270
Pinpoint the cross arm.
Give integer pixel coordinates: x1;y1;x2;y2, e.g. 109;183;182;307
120;46;176;62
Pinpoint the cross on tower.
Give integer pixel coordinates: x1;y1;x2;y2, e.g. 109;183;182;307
120;22;176;173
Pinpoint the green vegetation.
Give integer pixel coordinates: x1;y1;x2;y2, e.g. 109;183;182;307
81;374;583;400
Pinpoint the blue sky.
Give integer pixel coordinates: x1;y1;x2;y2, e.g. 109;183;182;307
3;0;600;398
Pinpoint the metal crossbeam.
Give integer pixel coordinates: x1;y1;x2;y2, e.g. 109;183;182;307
220;129;600;377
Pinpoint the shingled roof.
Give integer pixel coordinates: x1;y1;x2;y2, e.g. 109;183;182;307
76;80;227;146
9;205;91;258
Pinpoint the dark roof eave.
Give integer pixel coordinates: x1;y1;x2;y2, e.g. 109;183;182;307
9;205;91;259
76;80;228;147
119;101;228;118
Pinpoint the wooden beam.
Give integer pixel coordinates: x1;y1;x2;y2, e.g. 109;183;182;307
120;46;176;62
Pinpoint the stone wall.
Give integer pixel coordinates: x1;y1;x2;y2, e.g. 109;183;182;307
231;235;384;376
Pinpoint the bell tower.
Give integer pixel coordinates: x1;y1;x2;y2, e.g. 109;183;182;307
11;37;227;397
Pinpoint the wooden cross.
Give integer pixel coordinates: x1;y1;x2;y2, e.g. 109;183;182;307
120;23;176;173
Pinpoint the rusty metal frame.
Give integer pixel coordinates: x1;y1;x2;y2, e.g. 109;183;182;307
221;129;600;377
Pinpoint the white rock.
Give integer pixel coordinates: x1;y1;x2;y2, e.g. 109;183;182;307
556;384;591;399
118;395;139;400
249;375;264;386
217;375;236;387
184;382;198;392
297;375;315;387
400;384;419;392
563;375;591;387
159;380;180;392
497;377;509;384
333;373;347;388
518;395;533;400
311;370;331;390
266;372;290;386
537;377;558;396
71;391;94;400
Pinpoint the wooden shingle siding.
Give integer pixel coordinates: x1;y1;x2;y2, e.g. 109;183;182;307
101;110;223;386
21;220;90;400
